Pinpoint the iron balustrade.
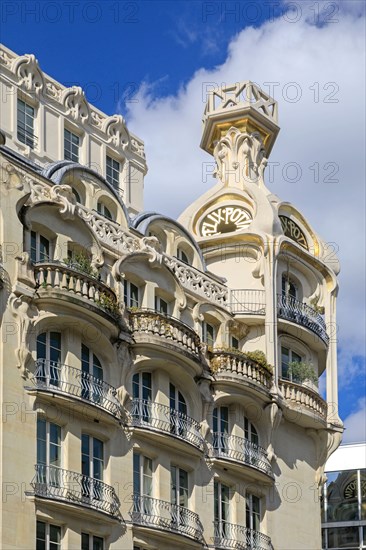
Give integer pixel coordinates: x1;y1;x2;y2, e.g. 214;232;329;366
34;261;119;317
31;464;121;519
130;494;203;541
130;398;204;450
129;309;201;358
277;294;328;345
228;290;266;315
214;521;272;550
30;359;122;419
212;433;273;477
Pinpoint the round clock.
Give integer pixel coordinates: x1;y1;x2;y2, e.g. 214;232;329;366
201;206;252;237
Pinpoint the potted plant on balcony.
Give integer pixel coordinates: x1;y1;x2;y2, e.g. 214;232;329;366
287;361;318;388
63;253;98;278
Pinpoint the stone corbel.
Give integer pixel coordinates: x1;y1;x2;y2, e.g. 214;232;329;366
62;86;90;123
49;184;77;220
192;302;204;334
307;428;343;486
15;252;35;288
227;319;249;342
13;54;45;96
263;401;283;462
140;236;164;267
9;293;39;379
0;162;28;194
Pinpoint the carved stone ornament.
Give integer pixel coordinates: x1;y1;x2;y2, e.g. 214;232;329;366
8;293;39;379
15;252;35;287
0;162;28;194
263;401;283;462
102;115;130;150
140;236;164;267
13;54;45;96
307;429;343;486
214;127;267;189
50;184;77;220
62;86;90;123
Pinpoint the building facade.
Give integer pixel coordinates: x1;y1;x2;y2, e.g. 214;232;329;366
322;443;366;550
0;44;343;550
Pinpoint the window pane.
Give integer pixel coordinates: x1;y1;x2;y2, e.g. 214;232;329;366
361;469;366;520
37;418;47;464
93;537;104;550
49;525;61;544
81;533;89;550
133;452;140;494
327;471;359;522
327;526;359;548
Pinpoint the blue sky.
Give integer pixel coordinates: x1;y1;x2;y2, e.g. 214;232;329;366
2;0;366;441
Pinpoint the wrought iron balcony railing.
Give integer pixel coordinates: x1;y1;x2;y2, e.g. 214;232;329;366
34;261;120;318
129;309;201;358
31;464;121;519
214;521;272;550
277;294;328;345
130;494;203;542
130;398;204;451
30;359;122;420
228;290;266;315
212;433;272;477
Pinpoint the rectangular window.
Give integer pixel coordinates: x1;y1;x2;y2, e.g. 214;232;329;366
124;280;139;308
214;480;230;538
281;346;301;381
17;99;35;148
36;520;61;550
202;322;215;347
81;533;104;550
231;336;239;349
82;435;104;502
37;418;61;486
31;231;50;263
155;296;168;315
106;156;120;190
171;465;188;508
133;452;153;515
246;493;261;532
64;129;79;162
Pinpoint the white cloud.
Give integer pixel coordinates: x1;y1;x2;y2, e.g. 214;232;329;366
342;398;366;444
125;11;366;373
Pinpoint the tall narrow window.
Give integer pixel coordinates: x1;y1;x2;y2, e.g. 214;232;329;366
202;321;215;347
97;201;113;220
213;406;229;454
155;295;168;315
36;332;61;387
132;372;152;423
177;248;189;264
170;383;187;437
17;99;35;148
231;336;239;349
281;346;302;381
31;231;50;263
64;129;79;162
214;480;230;539
282;274;297;299
133;452;153;515
81;533;104;550
171;465;189;527
81;435;104;500
246;493;261;533
81;344;103;405
124;280;139;308
106;156;120;190
244;417;259;466
36;521;61;550
37;417;61;486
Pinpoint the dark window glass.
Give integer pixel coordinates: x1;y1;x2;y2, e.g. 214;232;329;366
327;526;359;548
17;99;35;148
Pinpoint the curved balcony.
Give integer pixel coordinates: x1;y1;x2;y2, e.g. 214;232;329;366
130;495;203;542
277;294;328;345
210;351;272;391
29;359;122;420
214;521;272;550
129;309;201;360
34;261;120;319
130;398;204;451
212;433;273;478
279;379;327;421
31;464;121;520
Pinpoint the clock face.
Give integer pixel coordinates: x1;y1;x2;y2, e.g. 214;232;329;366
201;206;252;237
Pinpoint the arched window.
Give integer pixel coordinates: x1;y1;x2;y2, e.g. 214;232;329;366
97;201;113;220
36;331;61;387
81;344;103;404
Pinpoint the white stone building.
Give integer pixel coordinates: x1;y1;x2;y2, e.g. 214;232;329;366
0;44;343;550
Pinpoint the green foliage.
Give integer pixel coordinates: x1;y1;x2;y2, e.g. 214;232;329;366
288;361;318;384
210;347;273;374
245;350;273;373
64;253;98;278
96;292;120;317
